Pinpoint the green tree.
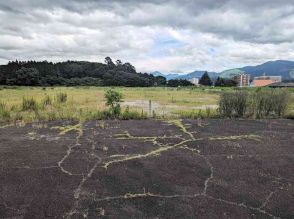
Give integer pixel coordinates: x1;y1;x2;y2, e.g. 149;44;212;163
215;77;237;87
167;79;193;87
15;67;40;86
215;77;225;86
0;57;166;87
104;57;116;69
105;89;123;117
199;72;212;86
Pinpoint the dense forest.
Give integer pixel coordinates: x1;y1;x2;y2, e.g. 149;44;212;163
0;57;167;87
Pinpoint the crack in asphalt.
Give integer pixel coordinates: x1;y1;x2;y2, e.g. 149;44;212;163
88;120;280;219
10;120;282;219
56;123;84;176
205;195;281;219
102;130;259;170
102;139;192;169
94;190;201;202
260;191;275;209
64;131;102;219
10;166;58;170
202;156;214;195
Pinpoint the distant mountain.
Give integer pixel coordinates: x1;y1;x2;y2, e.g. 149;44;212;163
150;71;217;81
150;72;183;80
150;71;165;77
178;71;218;80
239;60;294;79
150;60;294;81
165;73;182;80
219;69;245;78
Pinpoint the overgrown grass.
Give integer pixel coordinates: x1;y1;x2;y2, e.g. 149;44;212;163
0;101;10;121
22;97;38;111
219;91;248;118
120;107;147;120
0;86;293;123
55;92;67;103
172;108;219;119
252;89;290;118
42;95;52;107
219;89;291;118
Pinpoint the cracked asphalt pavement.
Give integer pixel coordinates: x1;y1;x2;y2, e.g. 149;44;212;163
0;119;293;219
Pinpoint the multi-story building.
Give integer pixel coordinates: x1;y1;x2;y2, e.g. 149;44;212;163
232;74;250;87
253;75;282;87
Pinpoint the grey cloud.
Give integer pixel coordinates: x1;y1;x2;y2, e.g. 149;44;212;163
0;0;294;72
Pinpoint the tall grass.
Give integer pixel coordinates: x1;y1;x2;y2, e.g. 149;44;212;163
120;106;147;120
0;87;292;123
0;101;6;112
172;108;219;119
56;92;67;103
22;97;38;111
252;89;290;118
219;91;248;118
42;95;52;107
0;101;10;120
219;89;290;118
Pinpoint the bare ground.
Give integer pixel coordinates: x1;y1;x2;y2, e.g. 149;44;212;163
0;119;293;219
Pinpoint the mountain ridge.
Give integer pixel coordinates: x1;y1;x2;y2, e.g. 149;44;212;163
150;60;294;80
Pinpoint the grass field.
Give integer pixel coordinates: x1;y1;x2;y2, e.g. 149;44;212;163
0;86;293;123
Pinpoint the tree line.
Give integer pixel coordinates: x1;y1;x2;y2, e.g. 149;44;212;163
0;57;166;87
0;58;237;87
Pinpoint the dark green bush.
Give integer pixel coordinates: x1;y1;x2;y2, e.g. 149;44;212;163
219;91;248;118
105;89;123;118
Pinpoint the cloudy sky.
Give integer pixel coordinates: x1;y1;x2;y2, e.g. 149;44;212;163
1;0;294;73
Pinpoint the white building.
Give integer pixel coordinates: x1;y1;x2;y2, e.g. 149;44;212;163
189;78;199;85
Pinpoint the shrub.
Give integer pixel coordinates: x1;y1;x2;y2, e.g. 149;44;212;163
252;89;290;118
22;97;38;111
234;91;248;117
219;91;248;118
105;89;123;118
56;93;67;103
271;89;290;117
219;89;290;118
252;89;270;118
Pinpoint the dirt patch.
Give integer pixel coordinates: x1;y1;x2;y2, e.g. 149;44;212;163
121;100;217;114
0;119;293;218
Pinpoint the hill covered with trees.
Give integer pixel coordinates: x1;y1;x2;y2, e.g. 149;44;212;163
0;57;166;87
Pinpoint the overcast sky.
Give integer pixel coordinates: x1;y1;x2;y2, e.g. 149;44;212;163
1;0;294;73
